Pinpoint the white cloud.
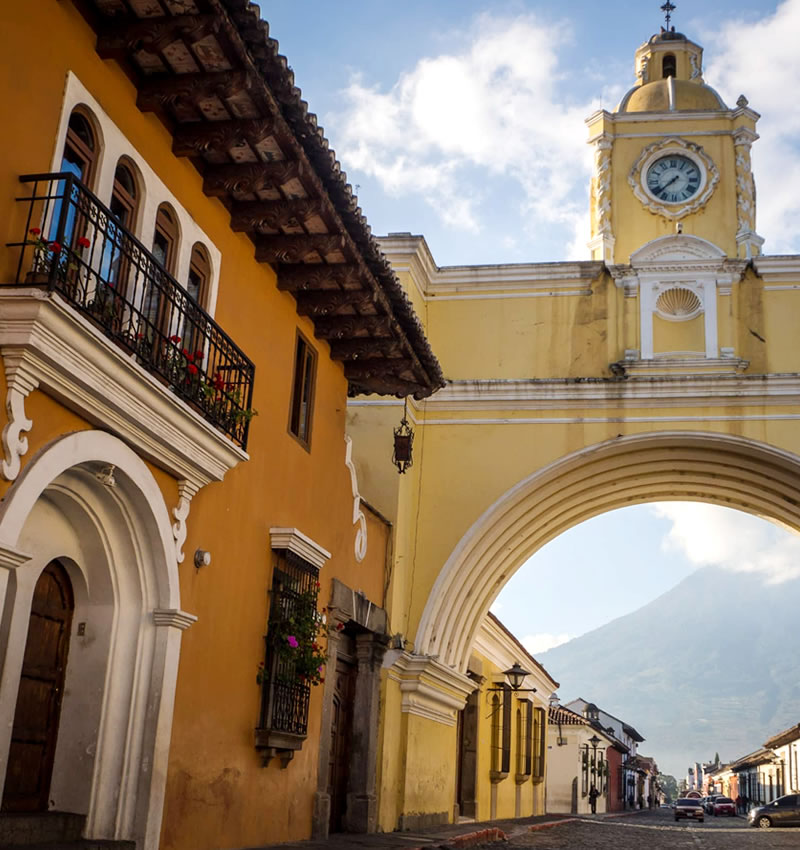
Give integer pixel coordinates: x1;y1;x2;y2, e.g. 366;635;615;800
330;13;597;247
521;632;572;655
702;0;800;253
651;502;800;584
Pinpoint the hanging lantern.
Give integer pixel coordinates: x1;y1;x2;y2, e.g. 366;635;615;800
392;399;414;474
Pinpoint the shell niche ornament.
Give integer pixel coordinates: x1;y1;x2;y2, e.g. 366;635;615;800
656;286;702;320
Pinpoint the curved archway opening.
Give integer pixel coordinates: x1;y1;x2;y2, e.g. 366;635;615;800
416;431;800;674
0;431;187;850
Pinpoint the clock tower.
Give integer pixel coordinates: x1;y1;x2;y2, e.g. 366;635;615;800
587;26;763;266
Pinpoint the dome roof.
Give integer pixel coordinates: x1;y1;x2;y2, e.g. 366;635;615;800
617;77;727;113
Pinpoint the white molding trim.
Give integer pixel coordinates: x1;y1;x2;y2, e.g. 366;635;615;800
385;651;474;726
377;235;604;300
0;289;247;490
0;543;33;570
403;373;800;412
344;435;367;563
269;527;331;570
754;256;800;283
153;608;198;630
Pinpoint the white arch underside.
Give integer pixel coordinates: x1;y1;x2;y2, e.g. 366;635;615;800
416;431;800;673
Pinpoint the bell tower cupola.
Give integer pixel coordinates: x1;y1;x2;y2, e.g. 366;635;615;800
585;3;763;266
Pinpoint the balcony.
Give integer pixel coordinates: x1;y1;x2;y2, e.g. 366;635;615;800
7;173;255;450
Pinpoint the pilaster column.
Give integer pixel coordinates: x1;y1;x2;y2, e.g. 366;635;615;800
345;632;389;833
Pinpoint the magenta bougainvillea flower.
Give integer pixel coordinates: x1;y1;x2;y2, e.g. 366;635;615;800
287;635;299;648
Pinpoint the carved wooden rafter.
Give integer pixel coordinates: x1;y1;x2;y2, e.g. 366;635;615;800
347;376;426;399
276;264;362;293
172;118;277;157
312;315;394;340
202;160;305;197
328;339;404;362
294;291;377;318
344;359;415;380
96;14;221;59
229;199;325;233
137;71;252;113
254;235;346;264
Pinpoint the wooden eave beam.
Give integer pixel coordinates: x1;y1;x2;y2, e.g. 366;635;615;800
327;339;404;362
96;14;221;59
202;160;306;197
294;290;376;318
137;70;252;113
312;315;394;340
229;198;326;233
344;359;416;380
276;264;362;292
254;235;346;264
172;117;278;157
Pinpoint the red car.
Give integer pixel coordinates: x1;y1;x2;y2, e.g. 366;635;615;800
713;797;736;816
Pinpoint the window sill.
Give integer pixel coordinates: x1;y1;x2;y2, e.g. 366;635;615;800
254;727;306;768
490;771;509;784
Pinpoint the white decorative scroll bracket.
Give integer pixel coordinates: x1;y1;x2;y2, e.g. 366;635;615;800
1;353;39;481
172;479;200;564
344;435;368;563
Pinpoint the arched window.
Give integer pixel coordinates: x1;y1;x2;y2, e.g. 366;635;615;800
187;243;210;307
662;54;676;78
110;160;138;229
102;159;140;293
152;203;178;275
61;109;98;185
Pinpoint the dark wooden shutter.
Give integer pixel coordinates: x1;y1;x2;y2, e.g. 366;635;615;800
525;700;533;775
501;685;511;774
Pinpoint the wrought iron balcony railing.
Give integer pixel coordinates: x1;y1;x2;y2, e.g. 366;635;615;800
7;173;255;449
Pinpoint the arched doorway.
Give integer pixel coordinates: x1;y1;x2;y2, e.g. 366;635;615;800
0;431;192;850
2;562;73;812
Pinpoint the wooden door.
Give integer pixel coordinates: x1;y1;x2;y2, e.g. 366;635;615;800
327;636;356;833
2;562;74;812
457;690;479;819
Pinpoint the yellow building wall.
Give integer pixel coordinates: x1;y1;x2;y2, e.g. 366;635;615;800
0;3;387;848
652;314;705;355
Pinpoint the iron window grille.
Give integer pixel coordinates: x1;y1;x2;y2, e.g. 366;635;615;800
7;173;255;449
256;549;320;763
532;707;546;782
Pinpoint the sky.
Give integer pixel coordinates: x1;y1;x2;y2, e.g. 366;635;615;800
264;0;800;265
491;503;800;656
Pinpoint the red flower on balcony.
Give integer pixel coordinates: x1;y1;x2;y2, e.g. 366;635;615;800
170;335;181;343
29;227;41;236
194;350;204;360
77;236;91;249
213;373;225;390
182;348;194;361
187;363;198;375
50;242;62;253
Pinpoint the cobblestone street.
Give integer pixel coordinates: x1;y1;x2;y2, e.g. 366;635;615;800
508;810;800;848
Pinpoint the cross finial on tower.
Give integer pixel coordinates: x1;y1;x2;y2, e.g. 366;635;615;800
661;1;676;29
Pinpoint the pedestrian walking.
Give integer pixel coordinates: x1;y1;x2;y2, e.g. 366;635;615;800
647;793;653;809
735;794;743;814
589;786;599;814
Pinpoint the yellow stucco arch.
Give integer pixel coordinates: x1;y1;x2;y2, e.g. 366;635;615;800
416;430;800;673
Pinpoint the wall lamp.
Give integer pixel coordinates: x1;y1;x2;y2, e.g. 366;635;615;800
488;662;538;693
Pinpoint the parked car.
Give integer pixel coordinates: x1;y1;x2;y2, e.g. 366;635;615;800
748;794;800;829
704;794;723;813
712;797;736;816
674;798;705;822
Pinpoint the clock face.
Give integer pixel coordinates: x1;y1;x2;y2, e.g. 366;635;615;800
645;155;702;203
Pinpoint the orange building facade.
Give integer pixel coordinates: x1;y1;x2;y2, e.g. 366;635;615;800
0;3;441;849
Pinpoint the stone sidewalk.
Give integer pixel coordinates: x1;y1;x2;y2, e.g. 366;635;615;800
247;811;647;850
